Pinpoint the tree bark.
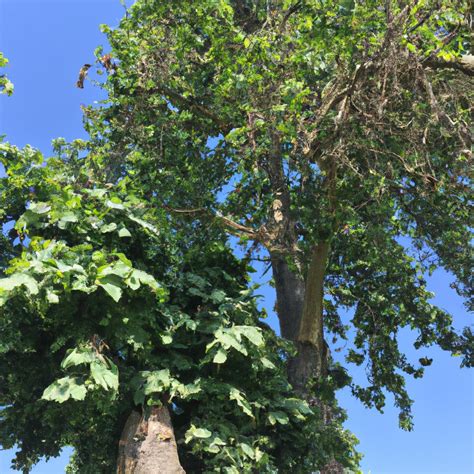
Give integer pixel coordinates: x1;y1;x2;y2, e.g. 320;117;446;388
271;255;305;341
424;54;474;77
290;242;330;393
265;129;342;471
117;405;185;474
272;243;330;395
271;244;344;474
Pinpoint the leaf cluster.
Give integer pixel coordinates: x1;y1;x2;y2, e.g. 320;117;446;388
0;143;360;472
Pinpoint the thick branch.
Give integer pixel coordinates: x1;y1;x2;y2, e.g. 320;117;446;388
424;54;474;77
265;132;299;255
163;205;260;239
303;61;373;160
215;212;259;238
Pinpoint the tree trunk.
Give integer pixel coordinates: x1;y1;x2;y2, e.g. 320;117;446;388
290;242;330;393
271;255;305;341
117;405;185;474
271;244;344;474
272;243;330;394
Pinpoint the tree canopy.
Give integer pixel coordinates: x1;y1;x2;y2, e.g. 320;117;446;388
0;140;360;472
0;1;472;472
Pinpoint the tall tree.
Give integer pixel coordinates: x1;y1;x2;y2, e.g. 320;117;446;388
1;0;473;471
1;53;356;472
84;0;472;425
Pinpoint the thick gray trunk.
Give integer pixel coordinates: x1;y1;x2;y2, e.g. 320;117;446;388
287;340;327;396
271;249;344;474
271;255;326;392
271;243;330;393
271;255;305;341
116;406;185;474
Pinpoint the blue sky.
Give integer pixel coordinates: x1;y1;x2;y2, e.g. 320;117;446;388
0;1;472;473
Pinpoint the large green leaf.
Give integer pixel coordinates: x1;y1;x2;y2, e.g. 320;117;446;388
28;202;51;214
0;274;39;301
236;326;264;347
42;376;87;403
61;347;96;369
268;411;289;425
98;261;132;279
185;425;212;443
229;388;254;418
143;369;172;395
90;361;119;391
213;348;227;364
97;277;123;302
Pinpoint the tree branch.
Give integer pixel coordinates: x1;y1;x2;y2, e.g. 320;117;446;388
215;211;258;238
424;54;474;77
163;205;259;239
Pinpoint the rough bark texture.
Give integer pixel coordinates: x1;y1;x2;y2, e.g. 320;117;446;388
116;405;185;474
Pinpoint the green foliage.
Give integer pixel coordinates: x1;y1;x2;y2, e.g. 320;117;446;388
79;0;473;433
0;52;14;96
1;0;473;471
42;377;88;403
0;143;360;472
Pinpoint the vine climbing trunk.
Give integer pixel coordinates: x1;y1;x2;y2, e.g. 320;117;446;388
116;405;185;474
